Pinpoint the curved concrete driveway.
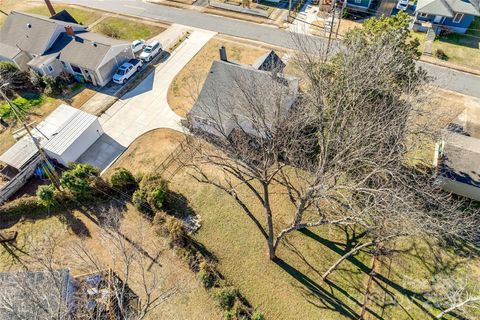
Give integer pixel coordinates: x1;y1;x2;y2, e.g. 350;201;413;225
78;26;216;171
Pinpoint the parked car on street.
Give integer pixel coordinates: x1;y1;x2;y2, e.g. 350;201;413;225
131;39;146;54
396;0;409;10
112;59;143;84
140;40;162;62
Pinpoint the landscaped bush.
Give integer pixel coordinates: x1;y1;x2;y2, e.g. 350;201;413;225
251;311;265;320
0;62;33;96
435;49;448;60
198;260;217;288
0;95;45;118
133;174;168;215
36;184;57;207
43;75;65;96
97;23;121;39
60;163;100;200
109;167;137;194
164;216;187;247
215;287;239;310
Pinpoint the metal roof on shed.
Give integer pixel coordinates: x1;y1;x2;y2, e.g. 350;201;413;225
43;110;98;155
0;104;91;170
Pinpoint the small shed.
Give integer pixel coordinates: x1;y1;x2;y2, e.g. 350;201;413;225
43;107;103;166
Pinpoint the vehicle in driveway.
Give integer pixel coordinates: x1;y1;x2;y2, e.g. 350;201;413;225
131;39;146;54
396;0;409;10
112;59;143;84
140;40;162;62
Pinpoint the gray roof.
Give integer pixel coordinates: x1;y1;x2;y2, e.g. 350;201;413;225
27;52;58;68
440;131;480;187
416;0;480;16
188;60;298;137
252;50;286;72
0;269;71;319
0;44;21;60
46;31;130;70
0;11;85;56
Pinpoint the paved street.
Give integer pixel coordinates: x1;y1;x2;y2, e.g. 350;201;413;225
78;27;216;171
55;0;480;98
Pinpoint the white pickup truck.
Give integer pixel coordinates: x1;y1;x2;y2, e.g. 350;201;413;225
112;59;143;84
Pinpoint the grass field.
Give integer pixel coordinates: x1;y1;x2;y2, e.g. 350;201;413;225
0;202;222;319
413;18;480;71
106;128;480;320
167;37;275;117
26;4;102;25
92;17;166;41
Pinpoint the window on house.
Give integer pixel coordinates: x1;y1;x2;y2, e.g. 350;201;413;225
71;65;82;74
453;13;463;23
419;12;428;18
354;0;361;4
47;65;54;73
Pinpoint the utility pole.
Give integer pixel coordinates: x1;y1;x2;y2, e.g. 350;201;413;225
43;0;56;17
0;86;62;190
288;0;292;21
335;0;346;39
325;0;336;61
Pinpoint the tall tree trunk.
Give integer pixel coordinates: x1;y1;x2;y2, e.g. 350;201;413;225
263;183;276;260
359;243;381;320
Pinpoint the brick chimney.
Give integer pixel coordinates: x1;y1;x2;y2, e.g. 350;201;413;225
44;0;56;17
64;25;74;36
219;46;227;62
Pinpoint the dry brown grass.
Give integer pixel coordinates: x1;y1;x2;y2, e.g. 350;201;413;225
167;37;270;117
0;204;222;319
70;88;97;109
107;128;186;177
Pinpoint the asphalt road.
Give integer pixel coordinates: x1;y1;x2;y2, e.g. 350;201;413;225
56;0;480;98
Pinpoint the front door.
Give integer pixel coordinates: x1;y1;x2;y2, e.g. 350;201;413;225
433;15;443;23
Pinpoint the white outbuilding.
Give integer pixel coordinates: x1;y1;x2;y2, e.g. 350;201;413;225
43;105;103;166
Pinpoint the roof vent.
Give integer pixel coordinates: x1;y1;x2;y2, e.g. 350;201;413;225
26;23;32;28
92;42;97;47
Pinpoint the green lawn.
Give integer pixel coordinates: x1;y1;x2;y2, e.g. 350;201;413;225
169;167;480;320
413;18;480;71
92;17;166;41
26;5;102;26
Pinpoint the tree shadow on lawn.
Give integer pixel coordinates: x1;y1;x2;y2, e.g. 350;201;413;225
295;228;468;320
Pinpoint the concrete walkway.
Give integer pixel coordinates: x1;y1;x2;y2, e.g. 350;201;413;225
78;26;216;171
288;0;318;35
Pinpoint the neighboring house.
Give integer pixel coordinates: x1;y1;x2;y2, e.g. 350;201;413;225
187;47;298;140
0;269;74;319
413;0;480;33
435;106;480;201
345;0;374;12
0;11;134;86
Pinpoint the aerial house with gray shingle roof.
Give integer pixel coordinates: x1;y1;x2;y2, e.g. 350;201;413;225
413;0;480;33
0;11;134;87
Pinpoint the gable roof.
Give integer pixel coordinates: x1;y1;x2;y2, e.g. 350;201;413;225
0;104;83;170
416;0;480;16
46;31;130;70
50;9;79;24
252;50;286;72
188;60;298;137
0;269;71;319
0;11;85;56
